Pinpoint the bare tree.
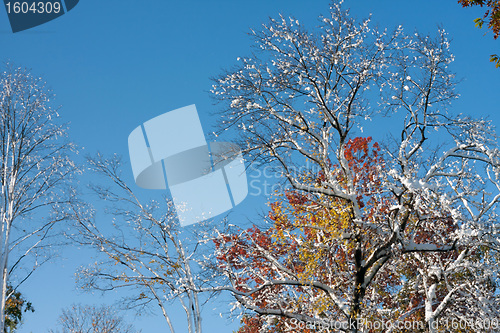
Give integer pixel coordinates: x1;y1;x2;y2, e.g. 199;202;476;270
0;64;76;332
49;304;139;333
71;155;212;333
211;3;500;332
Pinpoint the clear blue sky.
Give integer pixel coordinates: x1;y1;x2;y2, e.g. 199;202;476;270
1;0;498;332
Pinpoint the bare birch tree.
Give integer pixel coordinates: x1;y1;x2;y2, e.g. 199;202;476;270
0;64;76;332
72;155;212;333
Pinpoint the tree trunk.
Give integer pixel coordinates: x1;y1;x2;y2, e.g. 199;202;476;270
348;247;367;333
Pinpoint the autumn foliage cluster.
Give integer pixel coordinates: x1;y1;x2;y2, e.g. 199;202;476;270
459;0;500;38
215;137;497;332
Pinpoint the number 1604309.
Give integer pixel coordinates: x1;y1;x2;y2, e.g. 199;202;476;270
5;1;62;14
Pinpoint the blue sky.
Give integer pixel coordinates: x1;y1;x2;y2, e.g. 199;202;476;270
1;0;498;332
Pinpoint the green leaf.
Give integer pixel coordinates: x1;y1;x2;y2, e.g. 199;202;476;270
474;17;484;28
